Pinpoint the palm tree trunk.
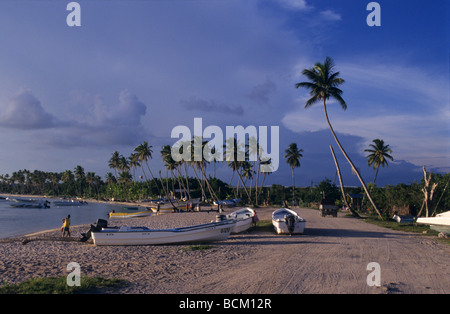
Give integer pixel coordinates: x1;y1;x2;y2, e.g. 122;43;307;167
323;100;382;218
291;168;295;205
330;145;359;217
255;158;261;205
236;168;254;206
373;167;380;184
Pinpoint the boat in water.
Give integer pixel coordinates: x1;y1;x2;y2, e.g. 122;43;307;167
272;208;306;235
416;211;450;233
87;218;235;246
9;201;50;208
53;199;87;206
226;207;257;234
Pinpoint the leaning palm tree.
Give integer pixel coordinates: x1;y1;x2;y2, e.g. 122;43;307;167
284;143;303;204
364;139;394;184
134;141;161;195
296;56;381;217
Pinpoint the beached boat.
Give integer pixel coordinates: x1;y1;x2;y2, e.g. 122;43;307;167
90;219;235;246
416;211;450;233
150;206;175;213
109;208;154;219
226;207;257;233
272;208;306;235
150;198;201;213
214;198;241;207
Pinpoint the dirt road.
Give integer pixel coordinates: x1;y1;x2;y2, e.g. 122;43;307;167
184;207;450;294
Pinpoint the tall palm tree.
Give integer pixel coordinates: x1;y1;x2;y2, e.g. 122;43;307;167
364;139;394;184
134;141;161;195
128;152;141;181
223;137;253;205
284;143;303;204
74;165;85;197
108;151;121;177
296;56;381;217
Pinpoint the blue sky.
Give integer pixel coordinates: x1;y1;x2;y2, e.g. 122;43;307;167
0;0;448;187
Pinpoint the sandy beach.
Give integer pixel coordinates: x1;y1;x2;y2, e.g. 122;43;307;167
0;207;449;294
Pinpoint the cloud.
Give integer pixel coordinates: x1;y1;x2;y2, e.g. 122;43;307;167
0;90;62;129
181;96;244;115
246;79;277;104
0;89;149;148
66;89;148;146
275;0;312;11
320;10;342;21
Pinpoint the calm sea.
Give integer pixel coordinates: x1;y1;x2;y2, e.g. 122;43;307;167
0;197;128;239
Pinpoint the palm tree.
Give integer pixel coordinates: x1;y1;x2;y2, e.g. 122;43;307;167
296;56;381;217
134;141;161;195
284;143;303;204
364;139;394;184
223;137;253;205
128;152;141;181
74;165;85;197
108;151;121;177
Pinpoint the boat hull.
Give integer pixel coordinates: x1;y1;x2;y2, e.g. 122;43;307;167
109;210;153;219
416;211;450;233
226;208;256;234
272;208;306;235
91;220;235;246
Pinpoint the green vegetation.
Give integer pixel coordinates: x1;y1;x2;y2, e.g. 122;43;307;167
250;220;273;233
185;244;214;251
0;276;126;294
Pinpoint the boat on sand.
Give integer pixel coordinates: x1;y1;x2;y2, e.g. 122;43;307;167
416;211;450;233
226;207;257;233
272;208;306;235
87;218;235;246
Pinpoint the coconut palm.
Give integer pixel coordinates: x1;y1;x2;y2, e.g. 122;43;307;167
223;137;253;205
134;141;161;195
284;143;303;204
108;151;121;177
296;56;381;217
74;165;85;197
364;139;394;184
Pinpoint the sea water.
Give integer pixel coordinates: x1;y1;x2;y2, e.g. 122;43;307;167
0;197;127;238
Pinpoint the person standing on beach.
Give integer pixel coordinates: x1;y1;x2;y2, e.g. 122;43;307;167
62;215;71;237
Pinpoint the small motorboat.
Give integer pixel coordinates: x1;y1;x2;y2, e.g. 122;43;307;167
416;211;450;233
9;201;50;208
109;208;154;219
87;218;236;246
53;199;86;206
226;207;257;234
272;208;306;235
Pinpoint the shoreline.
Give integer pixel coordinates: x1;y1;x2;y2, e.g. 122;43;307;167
1;192;244;240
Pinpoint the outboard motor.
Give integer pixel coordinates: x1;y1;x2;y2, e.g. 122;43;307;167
285;214;296;235
79;219;108;242
215;214;227;222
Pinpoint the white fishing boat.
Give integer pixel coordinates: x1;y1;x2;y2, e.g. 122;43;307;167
416;211;450;233
109;208;154;219
226;207;257;233
272;208;306;235
90;219;235;246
